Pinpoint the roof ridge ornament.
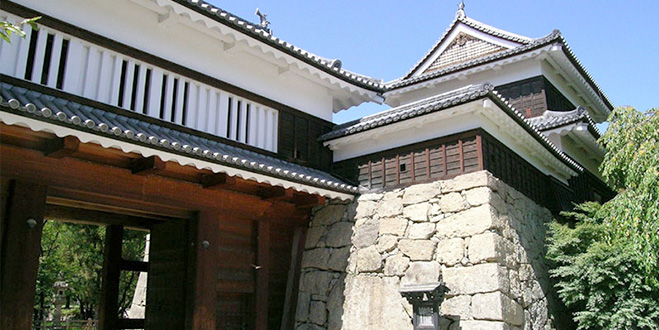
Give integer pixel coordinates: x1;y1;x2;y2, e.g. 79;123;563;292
255;8;272;34
456;1;466;19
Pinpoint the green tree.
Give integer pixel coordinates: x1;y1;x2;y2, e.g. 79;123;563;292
0;17;40;43
36;221;146;320
547;106;659;329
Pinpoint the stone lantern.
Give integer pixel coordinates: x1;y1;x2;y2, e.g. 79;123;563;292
400;283;449;330
53;280;69;327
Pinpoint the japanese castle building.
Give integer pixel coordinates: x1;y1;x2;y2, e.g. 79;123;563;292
0;1;612;329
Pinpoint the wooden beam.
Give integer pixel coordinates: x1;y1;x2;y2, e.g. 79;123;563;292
115;318;145;329
0;180;47;330
255;220;270;330
294;194;326;209
200;172;236;189
279;226;306;330
260;186;294;201
45;204;160;230
120;259;149;272
98;225;123;330
43;136;79;158
131;156;166;175
191;211;221;330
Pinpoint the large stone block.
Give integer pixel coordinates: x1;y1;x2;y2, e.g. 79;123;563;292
380;217;408;236
402;182;440;205
398;239;436;261
442;263;507;295
327;246;351;271
472;292;523;326
464;187;493;207
401;261;440;286
403;203;431;222
300;271;334;295
302;248;330;270
314;204;346;225
325;222;354;247
468;232;502;264
384;254;410;276
296;291;311;322
438;192;467;213
355;201;378;219
408;222;436;239
309;300;327;325
436;204;498;238
440;295;471;319
441;171;497;193
378;193;404;217
376;235;398;253
327;276;345;330
305;226;326;249
342;275;412;330
352;218;379;248
436;238;464;266
355;246;383;272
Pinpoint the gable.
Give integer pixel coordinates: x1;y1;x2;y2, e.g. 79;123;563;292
423;32;507;74
405;16;531;79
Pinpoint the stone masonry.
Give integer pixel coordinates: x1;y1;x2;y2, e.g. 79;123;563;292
295;171;566;330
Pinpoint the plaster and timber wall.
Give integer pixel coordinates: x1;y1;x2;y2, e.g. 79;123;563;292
295;171;569;330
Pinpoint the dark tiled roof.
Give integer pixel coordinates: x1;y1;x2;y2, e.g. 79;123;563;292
528;107;602;137
171;0;384;91
0;79;358;194
320;83;583;173
320;83;493;141
390;17;613;112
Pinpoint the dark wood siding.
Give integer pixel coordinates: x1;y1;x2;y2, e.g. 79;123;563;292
496;76;574;118
333;130;482;191
278;111;334;171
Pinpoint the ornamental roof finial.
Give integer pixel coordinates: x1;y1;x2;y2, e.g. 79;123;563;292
255;8;272;34
456;1;466;19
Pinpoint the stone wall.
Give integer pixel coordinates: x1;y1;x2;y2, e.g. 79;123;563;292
295;171;566;330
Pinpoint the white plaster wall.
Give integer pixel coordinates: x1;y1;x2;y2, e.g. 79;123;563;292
16;0;336;120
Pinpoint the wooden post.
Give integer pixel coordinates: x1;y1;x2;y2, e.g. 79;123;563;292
255;220;270;330
98;225;123;330
280;226;306;330
0;180;47;330
191;211;221;330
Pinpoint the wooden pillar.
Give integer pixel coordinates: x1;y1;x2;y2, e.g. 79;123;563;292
191;211;221;330
255;220;270;330
98;225;123;330
0;180;47;330
280;226;306;330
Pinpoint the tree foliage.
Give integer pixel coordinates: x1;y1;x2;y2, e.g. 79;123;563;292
0;17;40;43
36;221;146;320
547;107;659;329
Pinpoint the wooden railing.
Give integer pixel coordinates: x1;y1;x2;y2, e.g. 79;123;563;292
33;318;98;330
0;12;278;152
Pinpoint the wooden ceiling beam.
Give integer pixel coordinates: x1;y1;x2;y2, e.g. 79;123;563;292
131;155;167;175
200;173;237;189
43;136;80;158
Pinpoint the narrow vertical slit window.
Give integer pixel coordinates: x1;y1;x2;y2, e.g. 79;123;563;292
130;64;140;111
181;82;189;126
24;28;40;80
159;75;168;120
55;39;69;89
236;100;242;140
142;68;152;113
117;60;128;108
245;104;250;145
170;78;179;122
226;97;233;138
40;34;55;85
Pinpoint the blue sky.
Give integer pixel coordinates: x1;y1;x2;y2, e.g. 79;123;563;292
210;1;659;125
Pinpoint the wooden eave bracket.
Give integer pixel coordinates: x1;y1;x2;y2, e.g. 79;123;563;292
131;155;167;175
200;172;237;189
44;136;80;158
